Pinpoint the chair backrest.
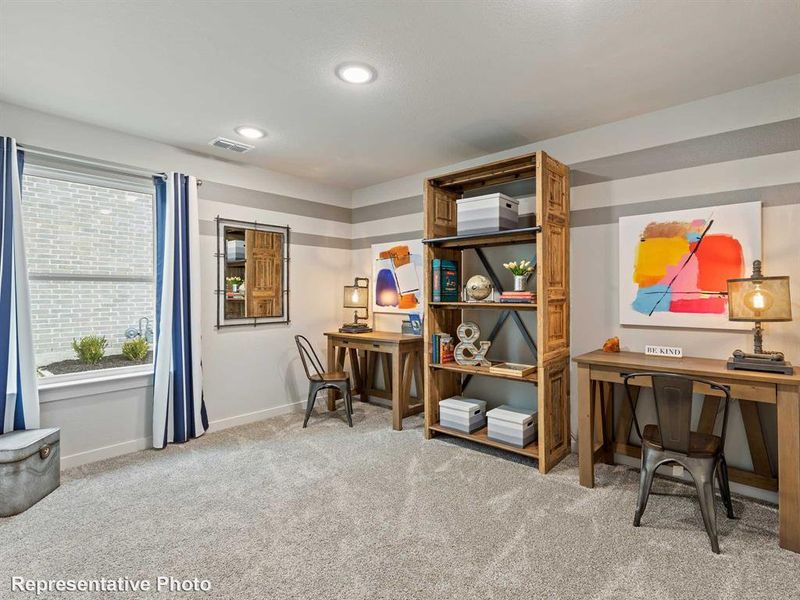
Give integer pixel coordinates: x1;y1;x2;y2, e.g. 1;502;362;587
294;335;325;381
623;372;731;455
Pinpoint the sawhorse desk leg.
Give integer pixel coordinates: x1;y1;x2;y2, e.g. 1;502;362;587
778;384;800;553
578;364;595;488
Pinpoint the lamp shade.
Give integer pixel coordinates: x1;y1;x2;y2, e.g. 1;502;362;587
728;275;792;322
343;285;369;308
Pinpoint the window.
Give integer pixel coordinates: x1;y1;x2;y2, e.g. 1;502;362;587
21;165;155;378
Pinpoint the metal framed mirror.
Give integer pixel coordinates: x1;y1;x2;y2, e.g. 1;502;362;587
215;217;290;327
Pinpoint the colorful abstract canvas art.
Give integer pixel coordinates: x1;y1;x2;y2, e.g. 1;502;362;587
619;202;761;329
371;240;424;314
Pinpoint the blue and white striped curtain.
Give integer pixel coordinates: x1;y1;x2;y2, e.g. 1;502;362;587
1;137;39;433
153;173;208;448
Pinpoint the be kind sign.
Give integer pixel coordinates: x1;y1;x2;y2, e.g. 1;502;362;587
645;345;683;358
619;202;761;329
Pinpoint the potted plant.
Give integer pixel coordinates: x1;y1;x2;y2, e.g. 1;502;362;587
122;337;150;362
72;335;108;365
502;260;535;291
226;276;244;295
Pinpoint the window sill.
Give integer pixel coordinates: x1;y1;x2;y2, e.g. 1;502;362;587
38;364;154;403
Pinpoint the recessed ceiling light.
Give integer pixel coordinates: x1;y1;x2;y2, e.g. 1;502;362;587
234;126;266;140
336;63;377;84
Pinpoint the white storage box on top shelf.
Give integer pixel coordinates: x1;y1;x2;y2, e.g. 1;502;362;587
487;405;537;448
439;396;487;433
226;240;245;261
456;193;519;235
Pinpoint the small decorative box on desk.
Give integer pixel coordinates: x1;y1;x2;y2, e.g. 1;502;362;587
487;405;537;448
439;396;487;433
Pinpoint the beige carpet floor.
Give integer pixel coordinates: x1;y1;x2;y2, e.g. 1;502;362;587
2;402;799;600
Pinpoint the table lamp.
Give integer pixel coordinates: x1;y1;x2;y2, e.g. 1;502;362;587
340;277;372;333
727;260;793;374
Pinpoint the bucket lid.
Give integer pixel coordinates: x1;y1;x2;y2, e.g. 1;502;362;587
0;428;60;463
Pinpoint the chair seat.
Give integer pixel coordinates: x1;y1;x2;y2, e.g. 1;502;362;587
310;371;349;382
642;424;722;457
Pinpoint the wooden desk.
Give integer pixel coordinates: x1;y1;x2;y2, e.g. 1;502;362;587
324;331;424;430
574;349;800;553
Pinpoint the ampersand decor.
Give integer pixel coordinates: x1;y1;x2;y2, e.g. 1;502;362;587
454;321;491;367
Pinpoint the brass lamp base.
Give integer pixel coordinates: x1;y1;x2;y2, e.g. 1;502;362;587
339;322;372;334
727;349;793;375
339;306;371;333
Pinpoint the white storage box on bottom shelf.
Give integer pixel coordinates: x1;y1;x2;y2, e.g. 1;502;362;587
456;193;520;235
439;396;487;433
487;405;537;448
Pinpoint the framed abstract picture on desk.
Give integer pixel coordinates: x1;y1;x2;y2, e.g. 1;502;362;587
619;202;761;329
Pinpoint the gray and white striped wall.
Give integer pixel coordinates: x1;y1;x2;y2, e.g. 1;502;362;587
348;75;800;501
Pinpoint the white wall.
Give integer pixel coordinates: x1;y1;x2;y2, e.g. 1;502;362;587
197;231;350;431
0;103;352;207
0;102;352;467
351;75;800;207
349;75;800;502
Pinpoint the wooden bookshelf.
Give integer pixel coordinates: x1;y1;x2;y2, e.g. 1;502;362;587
429;362;538;384
429;423;540;459
423;226;540;249
429;301;537;311
423;151;571;474
428;152;537;191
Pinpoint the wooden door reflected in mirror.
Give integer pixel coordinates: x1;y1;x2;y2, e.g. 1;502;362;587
244;229;283;317
217;218;289;327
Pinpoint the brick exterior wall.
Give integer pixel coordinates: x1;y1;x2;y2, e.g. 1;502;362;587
21;174;154;366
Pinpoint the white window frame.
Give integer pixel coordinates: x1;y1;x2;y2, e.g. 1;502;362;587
38;364;153;403
22;162;157;389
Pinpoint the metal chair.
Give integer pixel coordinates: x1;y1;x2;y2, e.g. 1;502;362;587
623;372;735;553
295;335;353;428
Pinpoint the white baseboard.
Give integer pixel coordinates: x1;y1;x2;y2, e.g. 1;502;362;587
58;400;305;470
60;436;152;470
208;400;305;431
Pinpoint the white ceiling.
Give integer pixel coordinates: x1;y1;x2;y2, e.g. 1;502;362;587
1;1;799;190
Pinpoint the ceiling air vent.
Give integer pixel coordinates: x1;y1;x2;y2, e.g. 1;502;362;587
208;137;255;153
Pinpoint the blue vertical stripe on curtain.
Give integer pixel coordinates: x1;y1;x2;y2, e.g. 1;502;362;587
153;173;208;448
0;136;39;433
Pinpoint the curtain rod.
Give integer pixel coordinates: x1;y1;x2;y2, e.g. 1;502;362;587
18;145;203;185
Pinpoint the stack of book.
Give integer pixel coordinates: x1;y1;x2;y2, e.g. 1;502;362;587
498;291;535;303
432;259;459;302
431;333;454;364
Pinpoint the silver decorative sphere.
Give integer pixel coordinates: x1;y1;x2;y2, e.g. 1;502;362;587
465;275;492;301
